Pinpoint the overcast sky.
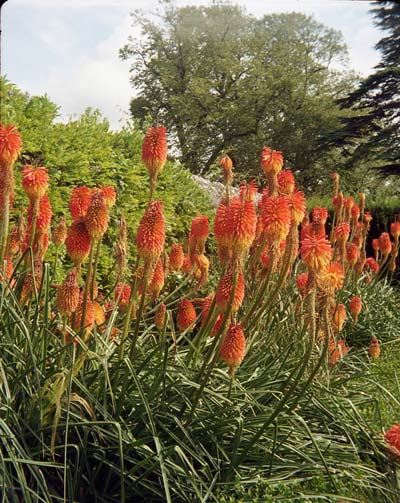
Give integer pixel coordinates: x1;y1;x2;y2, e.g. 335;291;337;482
2;0;382;130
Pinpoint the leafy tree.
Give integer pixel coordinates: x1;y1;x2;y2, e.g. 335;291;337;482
335;1;400;176
121;2;353;190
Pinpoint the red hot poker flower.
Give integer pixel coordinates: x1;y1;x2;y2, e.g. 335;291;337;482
136;200;165;267
114;283;131;310
52;216;67;247
66;220;91;266
287;190;306;225
220;323;246;377
154;303;167;330
368;336;381;359
300;226;333;273
57;269;80;318
142;126;167;179
70;187;92;221
390;221;400;241
149;259;165;300
226;196;256;259
378;232;392;256
261;147;283;176
189;215;209;255
215;266;245;313
99;186;116;208
84;189;109;241
176;298;197;333
262;194;291;244
22;166;49;201
0;124;22;166
277;170;295;195
169;243;184;272
348;296;362;322
384;424;400;454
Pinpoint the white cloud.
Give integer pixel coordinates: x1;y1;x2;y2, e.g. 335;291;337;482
44;14;138;129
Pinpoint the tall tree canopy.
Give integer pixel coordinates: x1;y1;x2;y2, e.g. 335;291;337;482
121;2;353;190
336;1;400;176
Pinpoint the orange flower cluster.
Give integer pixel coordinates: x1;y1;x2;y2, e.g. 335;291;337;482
384;424;400;457
3;124;400;382
142;126;167;182
219;323;246;377
177;298;197;333
0;124;22;167
136;200;165;268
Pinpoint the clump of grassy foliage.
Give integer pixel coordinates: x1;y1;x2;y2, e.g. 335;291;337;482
0;124;399;503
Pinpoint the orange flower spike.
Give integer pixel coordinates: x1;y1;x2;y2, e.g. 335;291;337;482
142;126;167;172
341;196;353;221
390;221;400;241
351;204;360;224
348;296;362;322
287;189;306;225
149;259;165;300
262;194;291;244
320;262;344;292
93;301;106;326
260;245;271;270
261;147;283;195
226;196;257;259
169;243;184;272
114;283;132;310
99;186;116;208
332;304;347;333
333;223;350;245
56;269;80;318
199;295;214;327
300;226;333;273
364;257;379;274
215;266;245;313
220;155;234;186
346;242;360;267
372;238;380;260
296;272;309;297
0;124;22;166
378;232;392;257
154;303;167;330
69;187;92;221
52;216;67;247
261;147;283;176
368;335;381;359
220;323;246;377
214;200;232;263
7;225;20;256
312;207;328;226
193;253;210;287
176;298;197;333
384;424;400;455
73;294;95;334
333;192;344;219
239;180;258;202
181;254;192;274
136;200;165;267
277;170;295;195
84;189;109;241
22;166;49;201
189;215;209;255
329;339;349;366
65;220;91;266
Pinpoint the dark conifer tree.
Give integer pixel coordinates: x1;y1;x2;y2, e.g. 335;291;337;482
336;1;400;175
